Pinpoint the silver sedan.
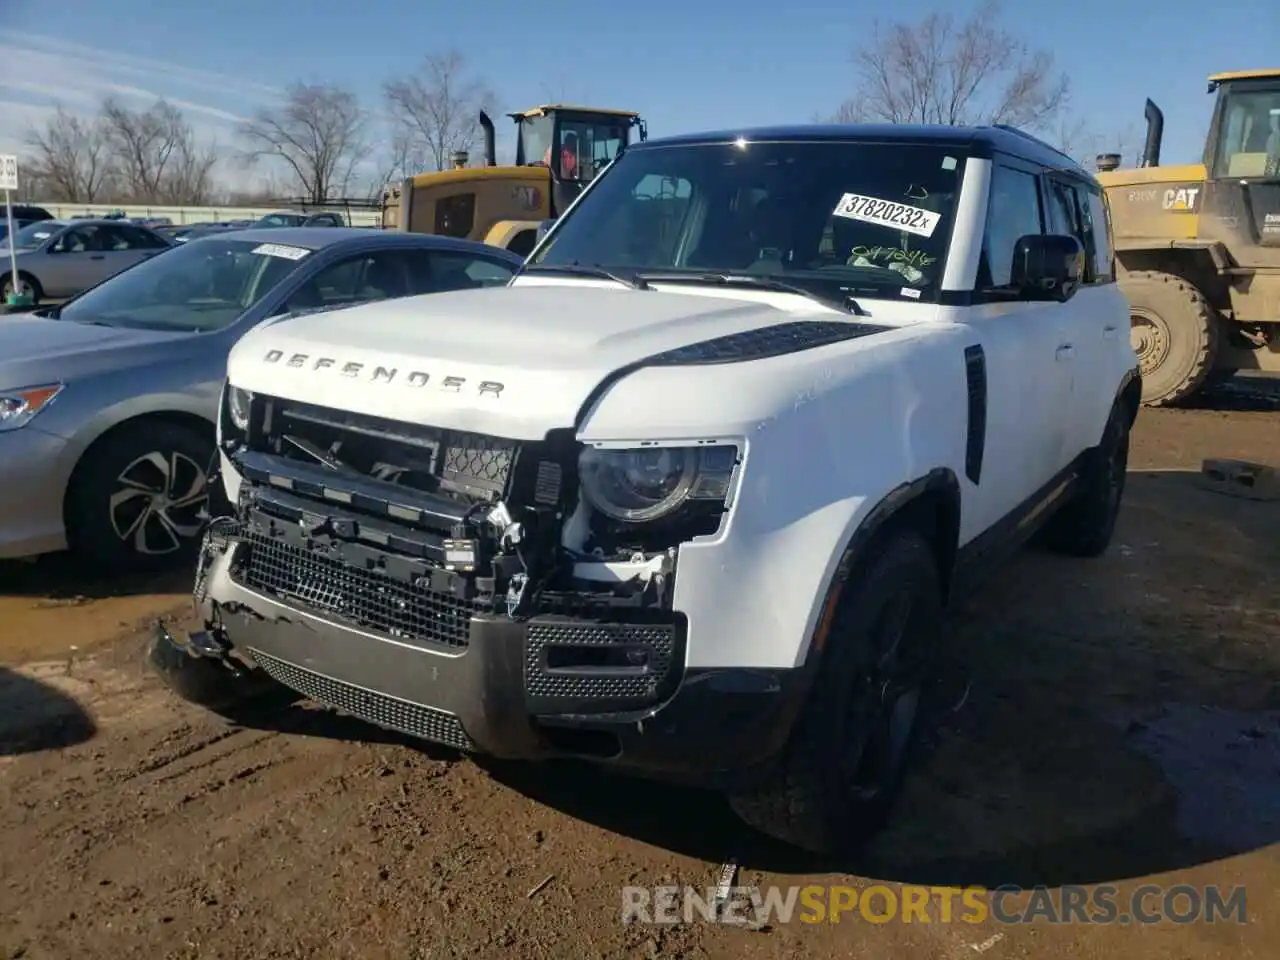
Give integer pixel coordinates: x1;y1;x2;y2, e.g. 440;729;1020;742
0;227;523;571
1;218;172;302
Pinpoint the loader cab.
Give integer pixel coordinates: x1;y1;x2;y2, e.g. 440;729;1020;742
1204;71;1280;180
1197;70;1280;253
510;105;647;215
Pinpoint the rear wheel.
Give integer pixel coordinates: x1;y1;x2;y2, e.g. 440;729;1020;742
728;531;942;856
1040;404;1130;557
1;271;41;303
1124;270;1218;406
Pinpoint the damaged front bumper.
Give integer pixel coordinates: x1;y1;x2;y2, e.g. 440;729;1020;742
179;524;806;788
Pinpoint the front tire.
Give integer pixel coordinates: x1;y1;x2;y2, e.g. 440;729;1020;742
1040;405;1130;557
66;421;214;573
1125;271;1218;406
728;530;942;856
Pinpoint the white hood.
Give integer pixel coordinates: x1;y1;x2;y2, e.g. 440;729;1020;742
228;284;878;439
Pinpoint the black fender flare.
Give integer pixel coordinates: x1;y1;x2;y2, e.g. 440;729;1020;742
763;467;962;743
1115;364;1142;426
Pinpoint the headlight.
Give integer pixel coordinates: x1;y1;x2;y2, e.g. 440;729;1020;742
578;444;738;522
226;384;252;432
0;383;63;432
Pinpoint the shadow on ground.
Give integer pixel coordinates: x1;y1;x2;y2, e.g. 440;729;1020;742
476;470;1280;888
0;667;97;756
0;551;193;601
1188;376;1280;412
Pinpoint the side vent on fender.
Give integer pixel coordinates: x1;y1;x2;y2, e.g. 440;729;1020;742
963;345;987;484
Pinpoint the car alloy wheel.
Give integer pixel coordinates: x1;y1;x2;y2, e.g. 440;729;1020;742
842;587;927;803
108;450;209;555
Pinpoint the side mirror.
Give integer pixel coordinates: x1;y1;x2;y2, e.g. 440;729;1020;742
535;218;556;242
1010;234;1083;302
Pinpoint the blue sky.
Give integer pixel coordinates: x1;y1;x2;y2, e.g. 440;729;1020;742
0;0;1275;189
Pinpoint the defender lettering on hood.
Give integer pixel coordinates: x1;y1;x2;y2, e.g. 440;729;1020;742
263;348;505;397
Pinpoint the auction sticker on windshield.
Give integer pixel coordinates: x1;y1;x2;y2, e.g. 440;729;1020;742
833;193;941;238
252;242;311;261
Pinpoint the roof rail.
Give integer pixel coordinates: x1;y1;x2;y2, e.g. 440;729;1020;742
988;124;1077;166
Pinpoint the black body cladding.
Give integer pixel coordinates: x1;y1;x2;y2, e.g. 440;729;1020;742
963;344;987;484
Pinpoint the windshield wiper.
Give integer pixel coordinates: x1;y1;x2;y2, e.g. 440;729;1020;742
523;262;651;290
635;272;865;316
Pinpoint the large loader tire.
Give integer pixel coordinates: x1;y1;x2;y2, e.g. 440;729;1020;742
1124;271;1219;407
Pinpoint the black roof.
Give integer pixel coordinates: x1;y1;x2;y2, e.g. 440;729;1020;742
630;122;1092;179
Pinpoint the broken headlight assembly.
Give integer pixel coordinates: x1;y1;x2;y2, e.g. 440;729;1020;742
578;443;738;523
226;383;252;433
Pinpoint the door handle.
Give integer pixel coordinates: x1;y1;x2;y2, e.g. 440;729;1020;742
1103;325;1119;340
90;254;105;260
1056;344;1075;361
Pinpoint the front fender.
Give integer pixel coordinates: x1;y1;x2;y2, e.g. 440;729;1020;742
578;323;973;670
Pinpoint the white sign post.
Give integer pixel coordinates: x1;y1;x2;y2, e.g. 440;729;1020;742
0;155;24;306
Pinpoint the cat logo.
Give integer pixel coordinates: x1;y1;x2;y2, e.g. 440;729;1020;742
512;186;542;211
1162;187;1201;212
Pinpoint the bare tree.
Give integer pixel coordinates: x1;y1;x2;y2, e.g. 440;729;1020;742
237;83;369;203
22;106;113;202
99;97;217;204
383;50;496;172
1056;117;1142;169
832;0;1069;134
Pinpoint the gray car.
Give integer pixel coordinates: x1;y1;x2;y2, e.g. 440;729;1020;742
0;227;523;570
1;218;174;303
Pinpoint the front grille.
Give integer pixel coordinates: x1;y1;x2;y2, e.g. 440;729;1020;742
235;530;482;648
252;395;520;504
248;648;473;751
525;621;678;708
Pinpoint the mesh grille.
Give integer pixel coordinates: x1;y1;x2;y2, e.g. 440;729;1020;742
235;531;481;648
525;622;677;702
248;648;473;751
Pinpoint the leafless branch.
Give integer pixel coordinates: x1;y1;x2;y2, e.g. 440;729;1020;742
21;105;113;202
831;0;1070;134
383;50;496;172
237;83;370;203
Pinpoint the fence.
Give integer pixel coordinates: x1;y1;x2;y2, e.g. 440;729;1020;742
23;201;383;228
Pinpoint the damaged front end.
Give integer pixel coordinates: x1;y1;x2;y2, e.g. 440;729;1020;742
163;385;743;763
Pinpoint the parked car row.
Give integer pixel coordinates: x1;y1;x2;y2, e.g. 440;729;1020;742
0;226;523;568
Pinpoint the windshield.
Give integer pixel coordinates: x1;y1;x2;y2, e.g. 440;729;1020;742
519;115;554;167
8;220;63;250
530;139;965;300
255;213;307;228
1212;81;1280;179
57;236;314;332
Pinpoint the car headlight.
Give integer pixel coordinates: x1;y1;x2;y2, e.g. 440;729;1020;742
0;383;63;432
578;444;738;522
226;384;252;432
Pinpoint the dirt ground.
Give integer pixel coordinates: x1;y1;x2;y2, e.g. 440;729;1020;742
1;385;1278;960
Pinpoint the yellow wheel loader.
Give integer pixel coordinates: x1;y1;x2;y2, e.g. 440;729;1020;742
1096;69;1280;405
381;104;646;257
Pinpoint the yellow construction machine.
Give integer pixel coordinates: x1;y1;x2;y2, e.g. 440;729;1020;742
381;104;647;257
1095;69;1280;405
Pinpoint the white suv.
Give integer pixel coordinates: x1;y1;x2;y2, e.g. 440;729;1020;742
150;123;1140;856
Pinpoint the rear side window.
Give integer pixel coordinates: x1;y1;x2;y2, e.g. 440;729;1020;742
1043;177;1111;285
1082;189;1114;283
